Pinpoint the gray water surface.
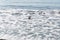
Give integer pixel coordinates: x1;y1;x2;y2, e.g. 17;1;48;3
0;0;60;9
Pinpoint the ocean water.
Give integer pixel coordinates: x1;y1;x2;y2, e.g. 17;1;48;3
0;0;60;40
0;2;60;10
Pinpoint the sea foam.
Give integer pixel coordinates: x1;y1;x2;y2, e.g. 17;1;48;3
0;9;60;40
